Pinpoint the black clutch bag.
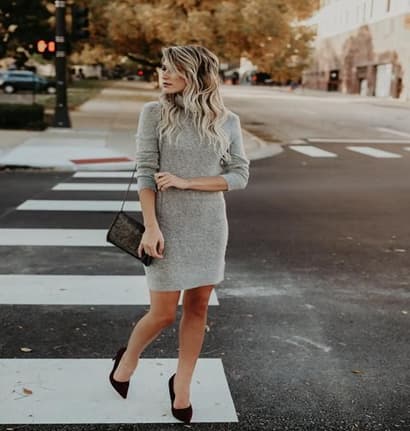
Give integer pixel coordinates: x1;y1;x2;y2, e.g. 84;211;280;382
106;162;153;266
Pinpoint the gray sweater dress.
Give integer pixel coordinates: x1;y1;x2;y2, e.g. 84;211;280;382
135;98;250;291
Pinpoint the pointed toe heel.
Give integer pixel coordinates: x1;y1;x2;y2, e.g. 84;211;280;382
168;373;193;424
109;346;130;399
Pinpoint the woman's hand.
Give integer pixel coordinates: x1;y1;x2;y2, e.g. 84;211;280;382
137;225;165;259
154;172;189;191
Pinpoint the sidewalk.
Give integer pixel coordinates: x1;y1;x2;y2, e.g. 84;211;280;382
0;81;278;171
271;85;410;109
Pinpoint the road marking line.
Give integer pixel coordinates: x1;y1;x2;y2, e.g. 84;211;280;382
306;138;410;145
71;157;132;164
17;200;141;212
291;336;332;352
0;229;113;246
73;171;135;178
376;127;410;138
288;145;337;157
52;183;138;191
346;146;402;158
0;358;237;424
0;275;219;305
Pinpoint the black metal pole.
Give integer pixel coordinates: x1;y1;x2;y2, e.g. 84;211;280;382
52;0;71;127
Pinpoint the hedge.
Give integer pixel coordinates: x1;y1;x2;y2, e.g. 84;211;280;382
0;103;47;130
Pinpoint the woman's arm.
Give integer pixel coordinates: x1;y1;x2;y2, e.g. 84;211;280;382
185;113;250;192
135;102;160;227
138;189;159;228
184;175;230;191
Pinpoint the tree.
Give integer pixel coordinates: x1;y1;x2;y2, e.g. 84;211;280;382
98;0;319;78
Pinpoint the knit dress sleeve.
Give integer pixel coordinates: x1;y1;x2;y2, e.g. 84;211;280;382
135;102;161;192
220;113;250;191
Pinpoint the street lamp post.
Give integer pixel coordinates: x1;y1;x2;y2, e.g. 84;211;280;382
52;0;71;127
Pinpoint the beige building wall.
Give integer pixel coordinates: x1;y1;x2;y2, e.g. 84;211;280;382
304;1;410;101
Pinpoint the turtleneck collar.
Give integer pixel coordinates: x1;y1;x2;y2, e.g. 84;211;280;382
175;93;185;108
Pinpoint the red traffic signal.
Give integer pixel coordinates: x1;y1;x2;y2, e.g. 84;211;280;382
37;40;55;54
36;40;55;60
37;40;48;53
48;41;56;53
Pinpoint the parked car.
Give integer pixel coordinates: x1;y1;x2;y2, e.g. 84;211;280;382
0;70;57;94
122;73;145;81
250;72;274;85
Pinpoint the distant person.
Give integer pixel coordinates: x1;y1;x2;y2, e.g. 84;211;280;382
231;70;239;85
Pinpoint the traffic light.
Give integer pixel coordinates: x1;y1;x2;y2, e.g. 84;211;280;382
37;39;56;60
71;5;90;41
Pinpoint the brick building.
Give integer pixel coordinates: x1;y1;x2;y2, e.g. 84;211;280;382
303;0;410;101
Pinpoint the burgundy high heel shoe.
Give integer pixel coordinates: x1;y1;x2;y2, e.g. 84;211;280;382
168;373;193;424
109;346;130;399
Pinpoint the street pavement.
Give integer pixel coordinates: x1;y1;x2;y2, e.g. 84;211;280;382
0;83;409;430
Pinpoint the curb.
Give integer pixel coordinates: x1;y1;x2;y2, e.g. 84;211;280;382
0;127;280;172
242;129;283;161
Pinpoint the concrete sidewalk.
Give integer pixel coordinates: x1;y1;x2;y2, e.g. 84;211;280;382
0;81;278;171
271;85;410;108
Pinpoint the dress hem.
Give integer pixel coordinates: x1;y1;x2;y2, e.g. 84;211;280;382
148;277;224;292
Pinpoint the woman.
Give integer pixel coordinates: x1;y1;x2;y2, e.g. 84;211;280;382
109;45;250;424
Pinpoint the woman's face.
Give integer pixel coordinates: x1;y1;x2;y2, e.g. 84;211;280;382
160;63;187;94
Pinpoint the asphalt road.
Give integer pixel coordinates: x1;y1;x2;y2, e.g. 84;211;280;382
221;85;410;144
0;87;409;430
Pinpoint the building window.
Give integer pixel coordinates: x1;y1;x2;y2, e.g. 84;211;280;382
386;0;391;12
370;0;374;17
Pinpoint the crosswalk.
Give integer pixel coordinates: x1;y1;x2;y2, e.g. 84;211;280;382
0;171;236;425
17;200;141;212
287;142;410;159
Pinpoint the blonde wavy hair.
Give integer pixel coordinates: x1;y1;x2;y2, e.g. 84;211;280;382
158;45;231;163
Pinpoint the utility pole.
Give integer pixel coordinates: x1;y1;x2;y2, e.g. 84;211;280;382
52;0;71;127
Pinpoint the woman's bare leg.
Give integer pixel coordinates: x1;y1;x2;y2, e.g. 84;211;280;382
114;289;181;381
173;284;214;408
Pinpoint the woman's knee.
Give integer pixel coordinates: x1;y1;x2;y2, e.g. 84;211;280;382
182;286;214;318
148;290;180;326
147;309;176;327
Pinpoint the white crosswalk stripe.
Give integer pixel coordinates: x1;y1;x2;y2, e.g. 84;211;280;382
346;146;402;158
0;228;114;246
17;200;141;212
73;171;136;178
306;138;410;145
0;358;237;424
52;183;138;191
287;143;409;159
0;275;220;305
288;145;337;157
